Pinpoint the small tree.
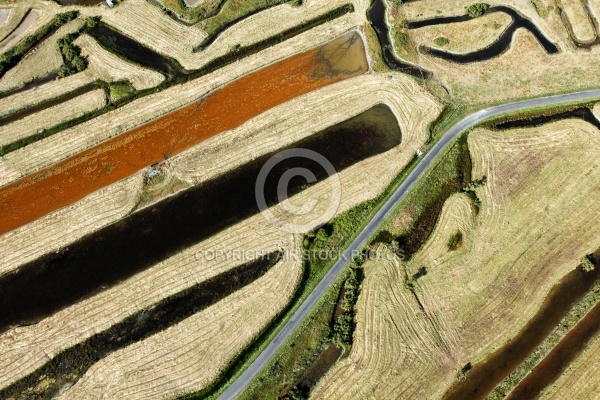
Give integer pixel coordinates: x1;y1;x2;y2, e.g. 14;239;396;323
466;3;489;18
582;256;595;272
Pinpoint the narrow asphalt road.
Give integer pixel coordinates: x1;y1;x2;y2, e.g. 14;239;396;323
217;89;600;400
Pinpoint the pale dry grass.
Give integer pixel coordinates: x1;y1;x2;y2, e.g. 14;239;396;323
559;0;597;43
78;0;365;70
0;6;27;41
58;240;303;400
0;18;82;93
74;33;164;90
400;0;600;104
0;8;9;26
314;119;600;399
79;0;206;65
0;23;367;186
0;69;438;390
0;174;143;278
590;0;600;22
409;12;512;54
538;333;600;399
0;9;38;52
417;28;600;104
0;71;96;118
0;88;106;147
594;102;600;120
0;213;294;390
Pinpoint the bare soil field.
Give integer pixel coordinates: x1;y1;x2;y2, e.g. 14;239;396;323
0;71;96;118
57;241;303;400
0;88;106;147
0;31;368;236
313;119;600;399
0;9;10;26
74;33;164;90
538;332;600;399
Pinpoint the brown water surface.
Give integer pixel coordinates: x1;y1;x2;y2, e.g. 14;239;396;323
0;31;368;235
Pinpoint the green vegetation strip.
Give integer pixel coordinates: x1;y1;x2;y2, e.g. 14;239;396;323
0;4;354;157
487;254;600;399
0;252;282;400
0;11;78;78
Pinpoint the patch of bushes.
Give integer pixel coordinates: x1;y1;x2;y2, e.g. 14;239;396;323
434;36;450;47
0;11;78;78
332;255;364;347
57;16;101;78
109;80;136;102
447;231;463;251
466;3;489;18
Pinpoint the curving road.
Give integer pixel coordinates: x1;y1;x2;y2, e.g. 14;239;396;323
217;89;600;400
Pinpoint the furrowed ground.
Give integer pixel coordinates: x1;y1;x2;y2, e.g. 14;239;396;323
312;118;600;399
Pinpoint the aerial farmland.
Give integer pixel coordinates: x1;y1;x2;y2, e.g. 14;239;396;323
0;0;598;399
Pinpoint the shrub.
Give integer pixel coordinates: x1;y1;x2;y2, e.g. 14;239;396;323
466;3;489;18
434;37;450;47
582;256;595;272
447;231;463;251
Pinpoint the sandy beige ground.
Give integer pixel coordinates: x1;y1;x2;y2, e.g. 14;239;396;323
559;0;597;43
0;68;438;390
409;11;512;54
0;6;27;41
0;88;106;147
74;33;164;90
0;174;143;278
398;0;600;104
80;0;206;64
594;103;600;120
0;9;38;52
58;240;303;400
590;0;600;22
76;0;366;71
0;19;364;186
0;8;9;26
313;119;600;399
0;18;82;93
0;71;96;118
538;333;600;399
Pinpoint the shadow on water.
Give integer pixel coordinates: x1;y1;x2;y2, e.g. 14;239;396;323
366;0;432;79
0;104;401;333
87;23;186;77
0;252;283;400
408;6;558;63
491;106;600;130
443;250;600;400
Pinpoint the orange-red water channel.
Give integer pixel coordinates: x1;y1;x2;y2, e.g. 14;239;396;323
0;32;367;235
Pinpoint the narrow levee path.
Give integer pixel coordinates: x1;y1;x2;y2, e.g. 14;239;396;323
0;31;368;236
